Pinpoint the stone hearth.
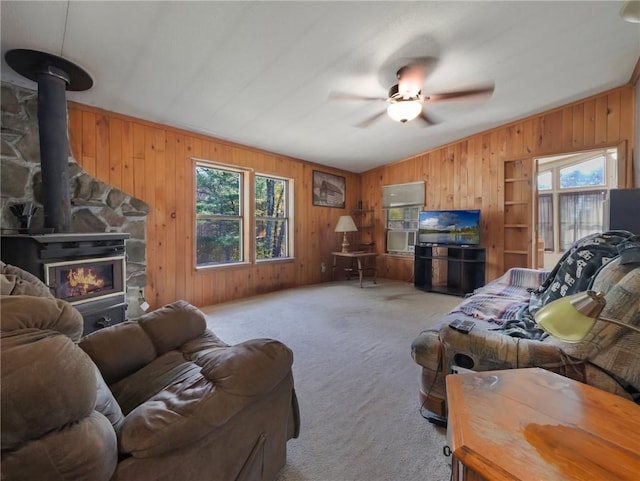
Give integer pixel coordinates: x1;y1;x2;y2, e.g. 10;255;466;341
1;82;149;317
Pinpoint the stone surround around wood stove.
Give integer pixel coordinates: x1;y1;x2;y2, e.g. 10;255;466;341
1;82;150;317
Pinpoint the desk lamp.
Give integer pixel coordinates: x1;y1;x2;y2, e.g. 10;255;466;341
335;215;358;253
535;290;640;342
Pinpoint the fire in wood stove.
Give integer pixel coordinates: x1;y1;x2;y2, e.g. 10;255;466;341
46;256;125;305
62;265;110;297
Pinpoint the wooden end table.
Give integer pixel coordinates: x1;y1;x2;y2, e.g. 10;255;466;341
331;251;378;287
447;368;640;481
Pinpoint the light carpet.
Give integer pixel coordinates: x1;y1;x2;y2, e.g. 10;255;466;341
201;279;460;481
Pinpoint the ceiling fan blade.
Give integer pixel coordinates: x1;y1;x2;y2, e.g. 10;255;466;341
356;110;387;128
418;110;439;126
425;85;495;103
328;92;387;102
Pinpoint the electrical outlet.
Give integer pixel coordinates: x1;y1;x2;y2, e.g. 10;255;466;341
321;262;326;273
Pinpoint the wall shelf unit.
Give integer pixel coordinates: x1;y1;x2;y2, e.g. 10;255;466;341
414;245;486;296
503;158;534;271
352;208;375;251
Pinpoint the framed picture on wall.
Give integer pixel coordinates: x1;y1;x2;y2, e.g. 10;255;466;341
312;170;345;208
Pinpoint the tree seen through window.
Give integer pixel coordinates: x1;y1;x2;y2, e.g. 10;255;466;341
255;175;288;260
195;166;242;265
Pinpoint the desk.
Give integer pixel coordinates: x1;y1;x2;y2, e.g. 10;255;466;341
331;252;378;287
446;368;640;481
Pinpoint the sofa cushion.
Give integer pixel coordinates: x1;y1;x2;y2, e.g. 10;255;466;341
79;300;208;386
530;231;633;313
589;257;638;293
450;268;548;325
617;235;640;265
137;300;207;354
80;321;158;385
117;338;294;458
110;350;202;416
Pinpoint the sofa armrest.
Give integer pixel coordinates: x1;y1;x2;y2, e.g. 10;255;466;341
119;338;294;457
492;267;550;290
508;267;550;289
439;325;576;372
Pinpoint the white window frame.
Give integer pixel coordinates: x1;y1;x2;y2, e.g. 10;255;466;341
255;173;294;262
194;159;294;269
195;161;249;268
537;149;617;253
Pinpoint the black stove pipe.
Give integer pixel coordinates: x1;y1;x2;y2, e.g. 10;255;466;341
37;66;72;232
5;49;93;233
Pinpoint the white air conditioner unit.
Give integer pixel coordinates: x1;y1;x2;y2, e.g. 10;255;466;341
387;230;417;254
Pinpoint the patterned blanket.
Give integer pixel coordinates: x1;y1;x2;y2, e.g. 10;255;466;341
450;231;635;340
450;268;549;326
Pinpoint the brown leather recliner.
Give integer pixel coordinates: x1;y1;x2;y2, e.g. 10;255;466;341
1;262;299;481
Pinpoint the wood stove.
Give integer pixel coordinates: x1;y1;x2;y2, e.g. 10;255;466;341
1;51;135;335
1;233;129;335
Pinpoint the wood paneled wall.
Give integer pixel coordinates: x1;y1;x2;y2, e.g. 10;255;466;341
360;86;636;283
67;103;360;309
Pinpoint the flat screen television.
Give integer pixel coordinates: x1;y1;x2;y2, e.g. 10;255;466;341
418;209;481;245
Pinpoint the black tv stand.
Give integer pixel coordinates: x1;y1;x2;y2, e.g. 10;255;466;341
414;244;485;296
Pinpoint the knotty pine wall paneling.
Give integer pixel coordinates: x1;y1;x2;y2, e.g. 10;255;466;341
361;85;635;283
68;103;360;310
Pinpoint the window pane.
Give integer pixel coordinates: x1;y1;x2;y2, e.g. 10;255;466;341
387;206;419;230
559;191;605;250
537;194;554;251
559;156;605;189
256;220;288;259
255;175;290;260
255;176;286;218
196;166;241;215
196;219;242;265
537;171;552;190
387;208;404;221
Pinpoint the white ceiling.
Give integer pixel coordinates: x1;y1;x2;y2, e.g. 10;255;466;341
1;1;639;173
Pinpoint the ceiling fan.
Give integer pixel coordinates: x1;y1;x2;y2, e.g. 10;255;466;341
330;62;494;128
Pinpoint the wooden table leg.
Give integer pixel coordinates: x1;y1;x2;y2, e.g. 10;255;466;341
356;258;364;287
332;254;337;281
372;257;377;284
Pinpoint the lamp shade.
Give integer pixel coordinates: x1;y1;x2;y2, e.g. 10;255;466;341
335;215;358;233
535;291;605;342
387;100;422;123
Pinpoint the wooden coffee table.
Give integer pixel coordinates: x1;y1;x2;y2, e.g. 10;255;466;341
446;368;640;481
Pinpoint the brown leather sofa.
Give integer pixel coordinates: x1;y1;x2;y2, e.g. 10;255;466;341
1;262;299;481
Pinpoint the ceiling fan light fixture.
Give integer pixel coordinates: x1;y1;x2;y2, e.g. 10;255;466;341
387;100;422;123
621;1;640;23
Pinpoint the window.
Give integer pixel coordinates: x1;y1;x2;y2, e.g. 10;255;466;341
195;165;244;266
536;149;615;253
255;175;289;260
382;181;424;255
559;156;605;189
537;171;552;191
385;206;420;254
195;162;293;268
558;190;606;250
538;194;554;251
